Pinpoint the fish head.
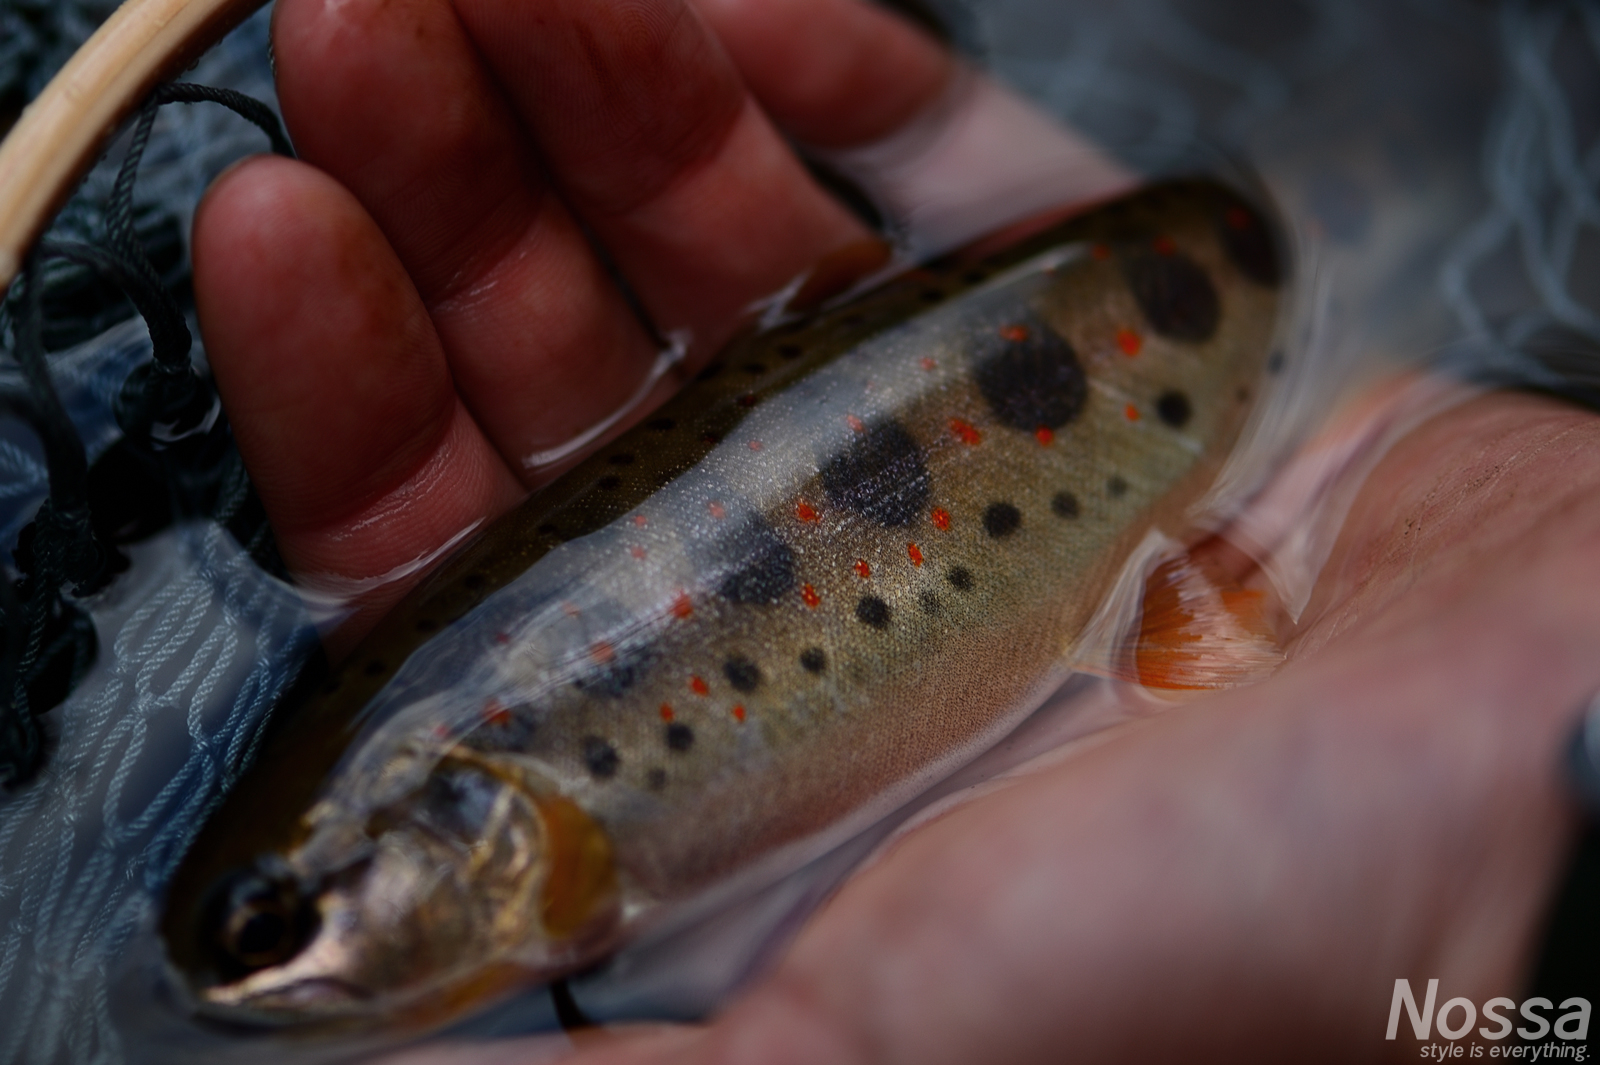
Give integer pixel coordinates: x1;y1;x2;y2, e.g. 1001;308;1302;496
183;752;619;1024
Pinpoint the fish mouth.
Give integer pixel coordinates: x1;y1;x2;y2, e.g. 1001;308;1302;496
199;974;375;1018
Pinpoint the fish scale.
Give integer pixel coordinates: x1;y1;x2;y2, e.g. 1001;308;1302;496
161;179;1285;1030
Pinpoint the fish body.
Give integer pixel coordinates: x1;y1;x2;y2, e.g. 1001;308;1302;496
161;180;1284;1028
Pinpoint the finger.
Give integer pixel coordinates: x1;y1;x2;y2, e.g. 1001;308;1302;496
451;0;875;359
700;0;1135;257
193;156;525;641
693;0;955;148
270;0;662;482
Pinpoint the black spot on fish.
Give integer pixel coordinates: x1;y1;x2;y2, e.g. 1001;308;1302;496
1236;386;1251;402
537;523;562;539
696;364;724;383
647;418;676;432
1122;248;1220;343
646;768;667;791
920;590;942;614
463;573;487;591
800;647;827;674
608;453;635;466
983;502;1022;538
1051;492;1080;519
583;737;619;779
665;723;695;752
1156;391;1192;428
363;660;386;677
973;320;1087;431
1267;351;1285;374
575;645;652;698
714;517;798;605
856;596;891;628
598;476;622;490
963;270;988;284
723;656;761;693
920;289;945;303
948;566;974;591
743;362;767;376
820;420;931;527
778;343;804;359
1107;476;1128;498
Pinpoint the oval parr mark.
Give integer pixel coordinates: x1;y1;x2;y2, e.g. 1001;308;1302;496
983;502;1022;538
820;420;932;527
1051;492;1080;519
583;737;620;779
856;596;892;629
1156;390;1192;428
1122;247;1220;343
800;647;827;674
714;517;798;605
723;656;761;693
919;590;941;614
948;566;974;591
973;319;1087;432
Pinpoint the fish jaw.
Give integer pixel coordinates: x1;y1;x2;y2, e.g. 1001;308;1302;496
191;754;621;1024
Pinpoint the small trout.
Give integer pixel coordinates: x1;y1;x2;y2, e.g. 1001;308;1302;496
162;180;1284;1029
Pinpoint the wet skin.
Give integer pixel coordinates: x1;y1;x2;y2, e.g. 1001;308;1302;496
190;0;1600;1059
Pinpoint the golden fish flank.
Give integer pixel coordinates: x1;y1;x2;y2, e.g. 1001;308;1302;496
162;181;1285;1026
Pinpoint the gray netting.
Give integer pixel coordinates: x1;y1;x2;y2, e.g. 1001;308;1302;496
0;1;1595;1062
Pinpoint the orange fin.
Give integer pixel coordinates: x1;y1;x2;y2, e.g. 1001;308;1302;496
1120;552;1284;691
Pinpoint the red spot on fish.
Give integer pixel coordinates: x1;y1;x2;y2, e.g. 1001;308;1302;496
494;631;511;645
1000;324;1030;343
1116;328;1143;356
562;602;581;618
1124;403;1141;422
802;583;821;608
1035;426;1055;447
931;507;951;530
590;642;615;664
632;514;648;528
949;418;982;446
738;393;759;408
433;724;452;739
691;676;709;696
748;439;764;452
708;501;726;520
483;699;511;726
845;414;865;433
1153;235;1177;256
920;357;937;371
1092;243;1112;261
796;501;819;523
630;545;647;560
659;704;674;722
732;705;747;723
1226;206;1253;231
907;543;924;567
854;559;871;579
672;592;693;619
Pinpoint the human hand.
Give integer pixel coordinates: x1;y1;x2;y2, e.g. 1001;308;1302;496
192;0;970;646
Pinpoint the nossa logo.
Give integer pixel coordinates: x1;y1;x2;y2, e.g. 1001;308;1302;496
1387;980;1591;1046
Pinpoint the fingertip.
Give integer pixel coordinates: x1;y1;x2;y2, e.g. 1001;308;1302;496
696;0;954;148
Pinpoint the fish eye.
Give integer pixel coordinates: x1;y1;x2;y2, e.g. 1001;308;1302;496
200;867;315;981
